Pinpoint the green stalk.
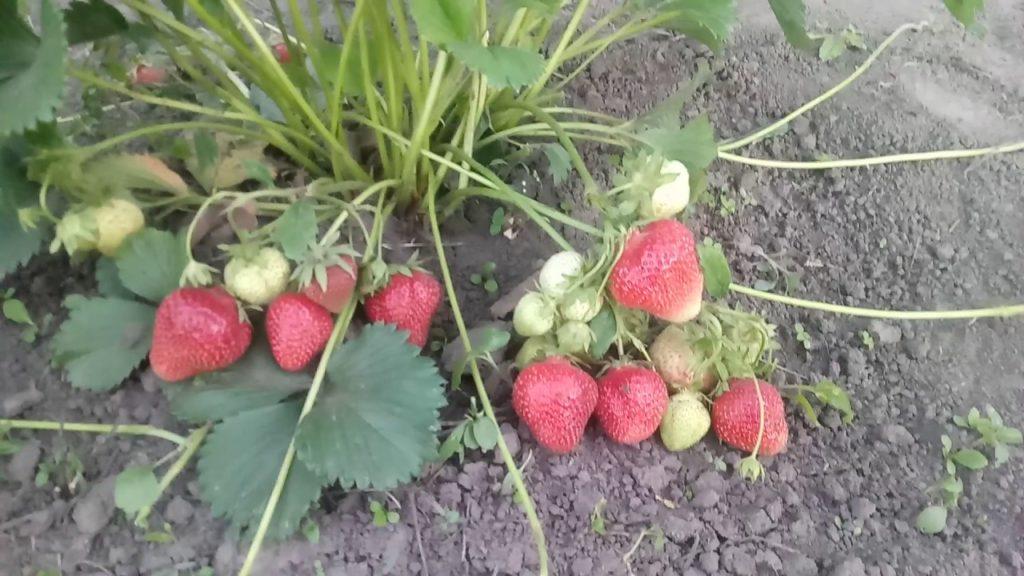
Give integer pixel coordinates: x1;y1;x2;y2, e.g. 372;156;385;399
730;284;1024;320
401;50;450;201
238;298;359;576
717;142;1024;170
0;419;186;445
78;121;267;160
135;424;210;526
220;0;370;181
426;182;550;576
525;0;591;98
328;0;368;142
719;22;926;152
507;102;599;194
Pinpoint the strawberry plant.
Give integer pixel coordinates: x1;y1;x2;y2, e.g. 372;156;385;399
0;0;1022;573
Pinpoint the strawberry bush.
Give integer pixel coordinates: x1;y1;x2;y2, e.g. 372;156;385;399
1;0;1022;573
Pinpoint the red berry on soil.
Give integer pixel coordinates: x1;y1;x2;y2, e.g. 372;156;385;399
266;293;334;372
609;219;704;323
272;42;292;64
150;287;252;382
132;65;168;86
711;378;789;456
512;357;599;454
364;270;442;348
302;257;358;314
595;365;669;444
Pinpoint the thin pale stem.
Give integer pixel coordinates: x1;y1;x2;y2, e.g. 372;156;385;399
730;284;1024;320
718;141;1024;170
426;184;550;576
135;424;210;526
719;22;926;152
0;419;186;445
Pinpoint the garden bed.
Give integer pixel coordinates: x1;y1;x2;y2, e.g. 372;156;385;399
2;1;1023;575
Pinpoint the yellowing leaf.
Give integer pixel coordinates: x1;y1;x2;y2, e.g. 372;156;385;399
185;134;275;191
87;154;189;196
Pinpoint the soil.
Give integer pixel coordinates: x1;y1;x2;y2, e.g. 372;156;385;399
3;1;1024;575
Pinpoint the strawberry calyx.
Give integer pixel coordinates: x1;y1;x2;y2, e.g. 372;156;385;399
292;233;361;292
361;251;427;295
180;260;218;287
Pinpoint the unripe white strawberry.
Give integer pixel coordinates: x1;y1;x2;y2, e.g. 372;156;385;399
91;198;145;256
647;160;690;219
560;287;603;323
660;391;710;451
538;251;584;297
224;247;291;306
513;292;556;337
556;320;592;355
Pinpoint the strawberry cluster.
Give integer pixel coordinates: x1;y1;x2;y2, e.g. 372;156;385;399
511;155;791;477
149;246;442;381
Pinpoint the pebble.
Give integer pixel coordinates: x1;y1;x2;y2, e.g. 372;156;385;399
792;117;812;136
6;439;41;484
782;551;819;576
493;423;520;463
723;547;757;576
72;477;116;535
2;386;44;417
699;551;719;573
868;321;902;344
904;338;931;359
692;488;719;509
851;497;877;520
744;509;773;535
878;424;915;446
164;496;194;525
831;556;867;576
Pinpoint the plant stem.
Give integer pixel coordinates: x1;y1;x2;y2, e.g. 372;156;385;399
730;284;1024;320
0;419;186;446
135;424;210;526
718;140;1024;170
402;50;450;200
426;183;550;576
719;22;926;152
526;0;591;97
239;297;359;576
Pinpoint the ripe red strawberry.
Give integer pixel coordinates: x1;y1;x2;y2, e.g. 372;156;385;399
132;65;168;86
512;357;599;454
609;219;704;323
150;287;252;382
364;270;442;348
302;256;358;314
266;293;334;372
595;365;669;444
272;42;292;64
712;378;789;456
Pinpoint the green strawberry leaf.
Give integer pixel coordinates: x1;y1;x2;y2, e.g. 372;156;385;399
697;239;731;298
793;392;820;427
449;42;545;89
65;0;129;45
589;307;617;358
116;229;189;303
767;0;818;52
916;505;948;535
951;449;988;470
503;0;561;14
271;200;318;261
0;0;67;137
661;0;736;52
638;115;718;173
198;401;324;540
295;325;446;490
0;140;45;280
409;0;476;46
944;0;984;31
95;257;133;299
52;296;156;391
169;341;309;424
449;326;510;387
541;143;572;185
471;417;499;452
114;465;161;515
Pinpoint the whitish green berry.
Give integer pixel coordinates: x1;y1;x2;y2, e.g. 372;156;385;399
515;336;555;369
513;292;556;337
560;287;603;322
660;391;710;451
538;251;584;297
556;320;592;355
